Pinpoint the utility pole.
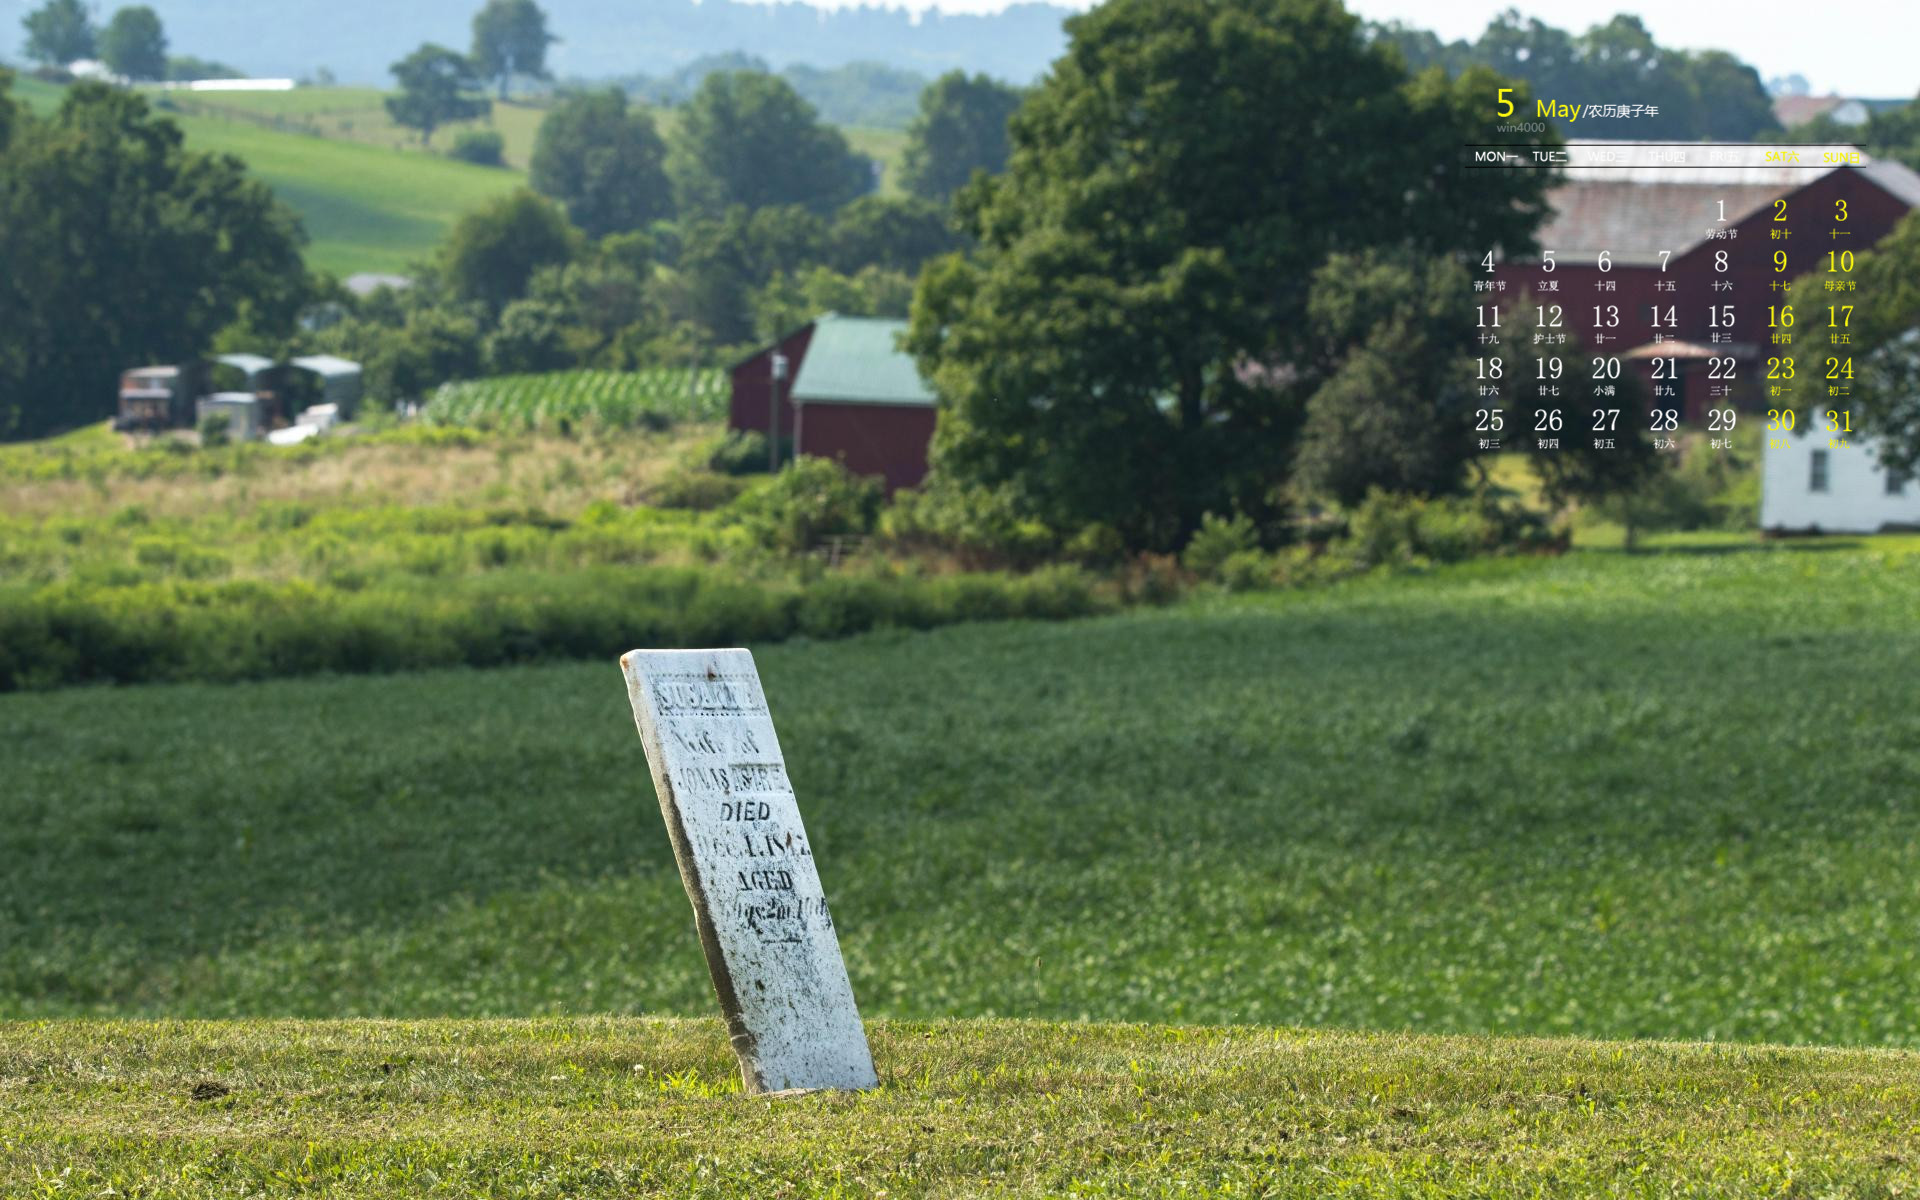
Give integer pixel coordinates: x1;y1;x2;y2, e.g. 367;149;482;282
769;351;789;473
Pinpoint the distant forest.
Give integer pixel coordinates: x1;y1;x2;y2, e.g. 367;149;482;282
1367;12;1779;141
599;53;930;130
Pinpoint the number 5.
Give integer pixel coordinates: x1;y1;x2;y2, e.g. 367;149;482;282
1496;87;1514;118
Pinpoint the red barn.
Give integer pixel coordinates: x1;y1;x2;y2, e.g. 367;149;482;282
1493;143;1920;422
729;313;938;493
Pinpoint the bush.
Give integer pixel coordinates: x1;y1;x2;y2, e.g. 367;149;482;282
1181;512;1259;579
706;430;773;476
198;412;231;448
646;470;750;512
1343;489;1553;568
732;457;883;554
879;479;1058;569
449;129;506;166
1215;550;1273;592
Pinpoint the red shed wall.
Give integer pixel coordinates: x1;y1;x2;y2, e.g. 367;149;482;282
1493;167;1913;422
729;324;814;440
796;402;936;493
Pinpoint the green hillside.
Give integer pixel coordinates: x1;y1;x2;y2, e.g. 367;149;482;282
10;77;522;276
167;110;524;276
6;1017;1918;1197
7;80;909;275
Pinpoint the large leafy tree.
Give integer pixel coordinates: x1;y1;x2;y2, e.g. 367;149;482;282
899;71;1023;201
671;205;827;347
21;0;94;65
0;81;307;439
906;0;1555;548
470;0;554;100
98;6;167;82
666;71;872;217
529;88;670;237
440;188;582;314
385;44;489;144
827;194;961;274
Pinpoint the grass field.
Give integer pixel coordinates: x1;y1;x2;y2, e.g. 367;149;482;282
6;540;1920;1047
6;1017;1919;1196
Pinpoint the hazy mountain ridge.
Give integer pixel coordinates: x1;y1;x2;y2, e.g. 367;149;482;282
0;0;1074;86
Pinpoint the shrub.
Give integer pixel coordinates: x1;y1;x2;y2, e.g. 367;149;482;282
646;470;750;512
1342;489;1552;567
198;412;231;447
1181;512;1259;579
1215;550;1273;592
879;479;1058;569
449;129;506;166
732;457;883;554
707;430;772;476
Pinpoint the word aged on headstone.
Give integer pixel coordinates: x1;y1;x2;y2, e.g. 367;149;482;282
619;647;878;1094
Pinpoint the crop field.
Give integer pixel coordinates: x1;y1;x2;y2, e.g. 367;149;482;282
5;540;1920;1047
425;368;731;430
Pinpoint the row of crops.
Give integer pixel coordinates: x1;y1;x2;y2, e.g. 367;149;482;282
423;369;729;431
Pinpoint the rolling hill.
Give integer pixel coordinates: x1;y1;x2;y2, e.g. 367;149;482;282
7;77;908;276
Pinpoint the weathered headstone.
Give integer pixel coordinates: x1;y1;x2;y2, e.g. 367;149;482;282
619;648;878;1095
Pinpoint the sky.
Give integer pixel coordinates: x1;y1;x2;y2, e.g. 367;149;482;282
766;0;1917;97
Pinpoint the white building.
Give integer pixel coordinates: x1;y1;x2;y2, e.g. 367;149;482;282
1760;431;1920;533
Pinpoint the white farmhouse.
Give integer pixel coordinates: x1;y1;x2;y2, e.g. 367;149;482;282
1760;431;1920;533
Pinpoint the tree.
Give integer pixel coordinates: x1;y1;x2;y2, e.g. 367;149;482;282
905;0;1556;549
470;0;554;100
899;71;1023;201
529;88;670;237
99;7;167;82
1827;210;1920;475
672;205;827;346
21;0;94;66
0;81;307;439
385;44;488;144
828;194;961;274
1686;50;1778;142
441;188;581;314
666;71;872;217
1292;252;1476;506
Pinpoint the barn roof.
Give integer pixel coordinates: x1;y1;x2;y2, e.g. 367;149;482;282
1528;143;1920;267
789;313;936;408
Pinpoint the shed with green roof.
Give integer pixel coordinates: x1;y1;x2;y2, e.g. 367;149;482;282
728;313;939;493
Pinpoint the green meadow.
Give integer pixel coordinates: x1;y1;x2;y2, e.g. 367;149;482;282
6;540;1919;1048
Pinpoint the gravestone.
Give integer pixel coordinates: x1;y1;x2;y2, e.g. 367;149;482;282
619;648;878;1095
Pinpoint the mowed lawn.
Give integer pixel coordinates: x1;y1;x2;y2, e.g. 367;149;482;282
7;1018;1920;1197
5;541;1920;1048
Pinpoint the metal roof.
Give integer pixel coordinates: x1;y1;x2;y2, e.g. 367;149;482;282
290;355;362;379
1530;142;1920;267
216;352;273;376
789;313;935;408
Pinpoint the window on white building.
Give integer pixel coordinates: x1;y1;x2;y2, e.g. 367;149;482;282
1889;470;1910;496
1809;450;1830;493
